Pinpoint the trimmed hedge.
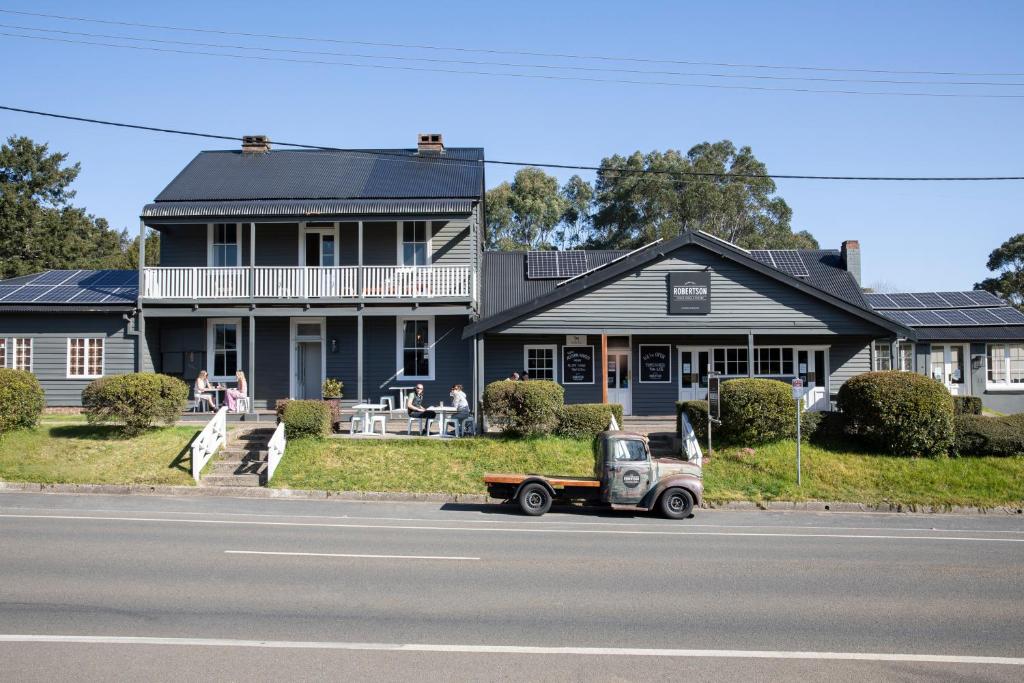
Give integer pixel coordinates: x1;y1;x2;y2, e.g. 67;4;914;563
675;400;709;442
482;380;564;435
555;403;625;438
0;368;45;433
82;373;188;436
282;400;331;439
837;371;954;456
953;413;1024;456
952;395;983;416
718;378;796;445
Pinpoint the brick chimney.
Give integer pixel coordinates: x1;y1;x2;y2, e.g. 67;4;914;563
241;135;271;154
841;240;861;286
417;133;444;155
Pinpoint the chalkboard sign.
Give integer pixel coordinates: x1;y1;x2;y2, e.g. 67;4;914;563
562;345;595;384
639;344;671;383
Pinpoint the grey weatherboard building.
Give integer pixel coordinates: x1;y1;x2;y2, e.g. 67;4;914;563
1;134;1023;415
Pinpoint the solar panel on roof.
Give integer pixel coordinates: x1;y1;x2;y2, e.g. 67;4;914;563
964;309;1001;325
935;309;973;325
104;287;138;302
33;286;87;303
28;270;79;286
525;251;560;279
749;250;773;266
935;292;974;308
885;310;919;325
990;307;1024;324
559;251;588;278
864;292;895;309
888;293;923;308
911;310;945;325
766;250;809;277
965;290;1002;307
913;292;949;308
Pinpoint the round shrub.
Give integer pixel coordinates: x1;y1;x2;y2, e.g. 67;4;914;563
555;403;624;438
282;400;331;439
675;400;709;441
482;379;564;435
718;378;796;445
837;371;953;456
952;395;983;416
953;413;1024;456
0;368;45;433
82;373;188;436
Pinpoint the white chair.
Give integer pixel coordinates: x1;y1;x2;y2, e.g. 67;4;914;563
235;396;251;414
407;416;432;435
441;415;462;438
461;416;476;436
370;414;388;435
378;396;394;412
349;416;364;434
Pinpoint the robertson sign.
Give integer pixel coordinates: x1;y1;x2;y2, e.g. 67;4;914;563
668;271;711;315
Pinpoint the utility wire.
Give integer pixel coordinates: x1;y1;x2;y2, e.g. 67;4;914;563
3;22;1021;88
2;7;1023;78
2;104;1022;181
3;31;1022;100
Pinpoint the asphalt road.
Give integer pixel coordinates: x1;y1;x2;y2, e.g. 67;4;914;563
1;491;1022;682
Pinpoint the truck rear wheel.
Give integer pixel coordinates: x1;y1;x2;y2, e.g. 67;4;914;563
658;488;694;520
518;483;552;516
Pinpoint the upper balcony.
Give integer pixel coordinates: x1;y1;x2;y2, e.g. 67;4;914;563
141;265;474;302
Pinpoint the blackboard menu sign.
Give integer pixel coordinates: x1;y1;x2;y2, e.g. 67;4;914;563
562;345;595;384
668;271;711;314
639;345;671;383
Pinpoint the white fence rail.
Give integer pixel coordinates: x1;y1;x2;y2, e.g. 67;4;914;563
144;266;472;300
191;407;227;482
266;422;287;482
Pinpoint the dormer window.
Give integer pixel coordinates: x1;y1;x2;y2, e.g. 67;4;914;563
209;223;240;267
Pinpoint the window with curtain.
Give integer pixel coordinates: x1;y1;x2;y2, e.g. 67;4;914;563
898;342;914;371
988;343;1024;385
873;342;892;371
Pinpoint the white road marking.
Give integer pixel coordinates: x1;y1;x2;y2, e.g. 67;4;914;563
3;504;1023;534
2;513;1022;543
0;635;1020;665
225;550;478;561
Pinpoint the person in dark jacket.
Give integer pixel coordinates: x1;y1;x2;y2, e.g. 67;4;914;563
406;384;436;435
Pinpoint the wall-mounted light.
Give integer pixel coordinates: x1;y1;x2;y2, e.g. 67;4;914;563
330;338;338;353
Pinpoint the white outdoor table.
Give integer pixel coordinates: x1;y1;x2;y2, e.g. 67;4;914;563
389;386;414;412
351;403;387;434
427;406;459;437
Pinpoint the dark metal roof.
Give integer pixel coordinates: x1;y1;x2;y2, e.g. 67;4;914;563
864;289;1024;342
910;326;1024;341
0;270;137;306
143;198;476;220
467;232;910;338
154;148;485;203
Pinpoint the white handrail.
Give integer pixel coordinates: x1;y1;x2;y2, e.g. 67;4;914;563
266;421;287;482
191;407;228;482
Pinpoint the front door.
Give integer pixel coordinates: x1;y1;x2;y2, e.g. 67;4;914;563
930;344;969;396
296;341;322;399
678;347;710;402
605;437;652;505
798;348;830;410
607;349;632;415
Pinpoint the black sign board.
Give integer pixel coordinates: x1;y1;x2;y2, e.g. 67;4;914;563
708;373;721;421
668;271;710;315
562;345;594;384
639;344;671;383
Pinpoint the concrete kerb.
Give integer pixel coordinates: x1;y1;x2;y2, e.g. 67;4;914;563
0;480;1022;515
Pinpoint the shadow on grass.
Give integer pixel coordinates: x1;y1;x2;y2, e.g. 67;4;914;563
168;430;202;474
48;425;130;440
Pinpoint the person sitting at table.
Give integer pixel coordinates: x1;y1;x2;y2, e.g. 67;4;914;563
448;383;471;435
225;370;248;413
507;371;520;381
406;384;436;435
520;372;530;381
194;370;217;412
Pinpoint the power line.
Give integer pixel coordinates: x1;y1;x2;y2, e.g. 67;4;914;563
4;31;1022;100
3;22;1022;88
2;7;1022;78
2;104;1022;182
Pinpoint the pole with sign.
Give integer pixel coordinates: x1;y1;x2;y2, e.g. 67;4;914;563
707;370;721;458
792;378;805;486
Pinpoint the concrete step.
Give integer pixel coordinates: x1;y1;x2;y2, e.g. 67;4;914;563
211;460;267;476
220;448;269;459
201;473;262;487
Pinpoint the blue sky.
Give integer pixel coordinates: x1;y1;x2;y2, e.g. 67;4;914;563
0;1;1020;290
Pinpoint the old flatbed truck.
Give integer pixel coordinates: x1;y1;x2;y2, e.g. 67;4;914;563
484;431;703;519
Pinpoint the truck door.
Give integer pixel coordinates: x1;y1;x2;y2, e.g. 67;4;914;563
605;438;652;505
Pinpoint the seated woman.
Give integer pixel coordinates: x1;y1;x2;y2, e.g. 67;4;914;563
225;370;248;413
449;383;471;435
193;370;217;412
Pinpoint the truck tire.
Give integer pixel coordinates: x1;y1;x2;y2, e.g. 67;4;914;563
518;482;553;516
658;488;694;520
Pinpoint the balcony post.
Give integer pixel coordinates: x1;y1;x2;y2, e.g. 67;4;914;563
357;220;364;300
249;222;256;301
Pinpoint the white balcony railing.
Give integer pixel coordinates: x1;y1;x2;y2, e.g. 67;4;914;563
143;266;473;300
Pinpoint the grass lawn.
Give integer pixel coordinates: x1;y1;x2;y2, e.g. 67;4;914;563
0;424;201;486
271;435;1024;507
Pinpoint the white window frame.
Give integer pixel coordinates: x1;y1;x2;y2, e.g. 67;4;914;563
987;343;1024;390
207;318;242;382
11;338;32;372
753;346;795;377
0;338;5;368
873;341;893;372
207;223;242;267
298;221;340;267
397;221;432;267
561;344;595;385
637;344;672;384
523;344;558;382
66;338;105;379
711;346;749;378
396;316;435;381
897;342;915;372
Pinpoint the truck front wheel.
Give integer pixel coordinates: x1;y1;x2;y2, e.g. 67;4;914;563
518;483;553;516
658;488;694;520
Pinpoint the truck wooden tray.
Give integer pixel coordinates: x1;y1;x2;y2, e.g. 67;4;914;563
483;473;601;488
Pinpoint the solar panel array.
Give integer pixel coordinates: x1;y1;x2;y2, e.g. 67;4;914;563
526;251;589;279
0;270;137;304
749;250;810;277
878;306;1024;327
865;290;1002;310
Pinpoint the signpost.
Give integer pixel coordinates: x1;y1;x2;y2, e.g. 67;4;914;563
707;370;721;458
792;378;805;486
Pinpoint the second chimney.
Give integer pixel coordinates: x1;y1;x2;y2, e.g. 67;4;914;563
841;240;861;286
417;133;444;155
242;135;271;154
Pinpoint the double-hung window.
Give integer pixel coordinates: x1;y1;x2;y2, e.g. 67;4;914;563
208;319;240;381
873;342;892;371
524;345;557;381
988;343;1024;386
67;338;104;378
401;221;430;266
897;342;914;372
0;338;5;368
11;338;31;371
210;223;240;267
398;317;433;380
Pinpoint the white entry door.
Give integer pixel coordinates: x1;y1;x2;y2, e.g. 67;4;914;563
930;344;969;396
607;349;632;415
677;347;710;402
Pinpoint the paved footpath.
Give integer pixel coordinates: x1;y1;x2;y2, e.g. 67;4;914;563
1;491;1022;681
